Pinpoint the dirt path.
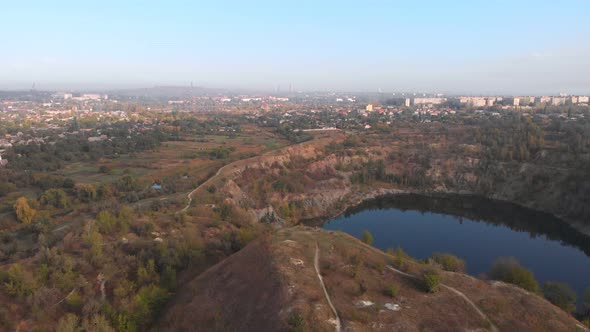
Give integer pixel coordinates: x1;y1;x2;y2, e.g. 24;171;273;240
386;265;499;332
315;242;341;332
179;164;227;213
176;133;340;214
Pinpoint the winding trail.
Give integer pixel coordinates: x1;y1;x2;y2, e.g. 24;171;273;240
179;163;228;213
315;242;342;332
386;265;499;332
176;132;341;214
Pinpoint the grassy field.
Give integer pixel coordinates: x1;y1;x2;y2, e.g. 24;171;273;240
55;128;290;188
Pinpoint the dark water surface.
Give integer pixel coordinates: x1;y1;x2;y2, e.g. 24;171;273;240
322;194;590;298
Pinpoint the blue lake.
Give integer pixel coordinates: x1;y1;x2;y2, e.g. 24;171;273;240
322;194;590;299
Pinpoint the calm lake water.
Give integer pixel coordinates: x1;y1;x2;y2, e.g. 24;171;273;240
322;194;590;298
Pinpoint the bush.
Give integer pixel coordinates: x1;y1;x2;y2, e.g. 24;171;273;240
99;165;113;174
81;314;115;332
361;230;373;245
542;281;577;314
391;247;408;270
288;312;305;331
489;257;539;293
134;284;169;325
4;263;36;297
422;268;441;293
56;313;80;332
431;253;466;273
384;284;399;298
65;290;84;311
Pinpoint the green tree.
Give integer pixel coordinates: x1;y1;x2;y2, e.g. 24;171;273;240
96;210;117;234
40;188;70;209
77;184;97;203
4;263;36;297
542;281;576;313
14;197;36;225
83;228;103;265
117;175;138;192
431;253;466;272
134;284;169;325
137;259;159;286
422;268;441;293
361;230;373;245
162;265;177;290
489;257;539;293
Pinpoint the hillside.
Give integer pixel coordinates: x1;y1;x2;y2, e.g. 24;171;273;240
160;227;586;331
211;128;590;237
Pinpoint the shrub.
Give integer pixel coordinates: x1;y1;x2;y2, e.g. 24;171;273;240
361;230;373;245
288;312;305;331
384;284;399;298
56;313;80;332
489;257;539;293
358;280;368;294
542;281;577;314
4;263;36;297
392;247;408;270
422;268;441;293
81;314;115;332
99;165;113;174
431;253;466;273
65;290;84;311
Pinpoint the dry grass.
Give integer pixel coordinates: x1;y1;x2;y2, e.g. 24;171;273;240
160;227;584;331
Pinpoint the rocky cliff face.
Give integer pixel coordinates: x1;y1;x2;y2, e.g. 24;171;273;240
200;133;588;235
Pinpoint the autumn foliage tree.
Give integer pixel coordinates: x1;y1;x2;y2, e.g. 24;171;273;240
14;197;36;225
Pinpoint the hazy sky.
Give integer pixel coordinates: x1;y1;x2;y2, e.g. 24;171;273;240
2;0;590;94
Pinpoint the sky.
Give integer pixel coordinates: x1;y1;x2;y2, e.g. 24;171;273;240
2;0;590;94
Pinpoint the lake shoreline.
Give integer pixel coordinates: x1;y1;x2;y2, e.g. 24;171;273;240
318;192;590;301
301;188;590;238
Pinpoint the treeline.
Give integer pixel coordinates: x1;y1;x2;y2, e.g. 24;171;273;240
475;115;544;162
160;116;243;139
350;159;432;189
275;125;312;144
6;127;166;172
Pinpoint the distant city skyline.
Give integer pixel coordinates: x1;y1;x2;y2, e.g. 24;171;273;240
2;1;590;95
